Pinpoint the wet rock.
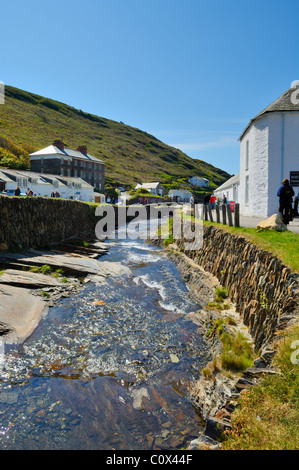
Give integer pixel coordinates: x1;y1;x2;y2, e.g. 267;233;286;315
204;417;231;441
131;387;150;410
0;391;19;404
188;434;221;450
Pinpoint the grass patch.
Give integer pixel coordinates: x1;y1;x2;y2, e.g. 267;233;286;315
220;331;254;371
40;290;50;298
29;264;53;275
223;324;299;450
203;220;299;272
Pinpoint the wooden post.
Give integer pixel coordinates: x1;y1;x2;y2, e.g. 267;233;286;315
208;205;213;222
227;203;233;226
222;204;227;225
203;204;208;221
234;203;240;227
215;205;220;223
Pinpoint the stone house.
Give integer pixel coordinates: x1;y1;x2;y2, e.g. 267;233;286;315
168;188;193;202
238;82;299;218
30;140;105;191
135;182;165;196
214;174;239;203
189;176;209;187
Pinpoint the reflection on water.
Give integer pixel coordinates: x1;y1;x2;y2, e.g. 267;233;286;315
0;221;208;450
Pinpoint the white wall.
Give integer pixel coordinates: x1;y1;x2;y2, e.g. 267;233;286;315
268;112;299;215
214;185;239;202
239;116;270;217
240;112;299;218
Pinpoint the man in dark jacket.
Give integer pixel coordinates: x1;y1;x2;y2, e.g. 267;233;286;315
277;178;295;225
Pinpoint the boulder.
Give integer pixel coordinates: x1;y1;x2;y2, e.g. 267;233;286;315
256;214;287;232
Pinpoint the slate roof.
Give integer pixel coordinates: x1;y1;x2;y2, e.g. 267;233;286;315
30;145;104;163
239;82;299;140
0;168;93;188
214;173;240;193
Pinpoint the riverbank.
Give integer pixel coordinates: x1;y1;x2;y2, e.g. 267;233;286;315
155;222;299;450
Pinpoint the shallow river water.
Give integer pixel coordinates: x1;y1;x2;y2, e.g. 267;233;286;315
0;221;209;450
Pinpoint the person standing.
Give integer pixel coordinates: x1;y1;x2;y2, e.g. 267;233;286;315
277;178;295;225
14;186;21;196
210;193;216;210
203;193;210;205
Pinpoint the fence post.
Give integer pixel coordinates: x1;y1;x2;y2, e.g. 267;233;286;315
203;204;208;221
234;203;240;227
227;204;233;226
208;205;213;222
215;205;220;223
222;204;227;225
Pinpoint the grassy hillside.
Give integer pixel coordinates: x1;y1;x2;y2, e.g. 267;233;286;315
0;85;231;188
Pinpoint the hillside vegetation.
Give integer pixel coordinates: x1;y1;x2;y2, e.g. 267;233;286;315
0;85;230;188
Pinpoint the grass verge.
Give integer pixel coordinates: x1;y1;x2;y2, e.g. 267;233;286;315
223;324;299;450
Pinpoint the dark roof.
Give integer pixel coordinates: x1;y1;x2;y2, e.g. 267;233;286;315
239;83;299;140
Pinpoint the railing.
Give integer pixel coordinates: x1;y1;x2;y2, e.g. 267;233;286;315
202;203;240;227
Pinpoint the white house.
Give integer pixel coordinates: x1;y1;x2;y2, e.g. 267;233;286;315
135;182;165;196
189;176;209;187
168;188;193;202
0;168;95;202
214;174;239;203
238;82;299;218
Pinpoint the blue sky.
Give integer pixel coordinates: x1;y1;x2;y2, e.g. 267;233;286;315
1;0;298;175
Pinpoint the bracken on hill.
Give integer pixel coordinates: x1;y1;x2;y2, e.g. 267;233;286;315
0;85;231;188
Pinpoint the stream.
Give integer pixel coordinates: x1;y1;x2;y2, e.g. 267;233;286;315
0;220;209;450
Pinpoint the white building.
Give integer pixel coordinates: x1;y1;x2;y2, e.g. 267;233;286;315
189;176;209;187
0;168;95;202
168;188;193;202
214;174;239;203
238;82;299;218
135;182;165;196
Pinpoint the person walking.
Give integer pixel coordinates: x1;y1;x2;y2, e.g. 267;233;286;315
277;178;295;225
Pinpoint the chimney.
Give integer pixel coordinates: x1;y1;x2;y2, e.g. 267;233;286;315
77;145;88;154
53;140;65;151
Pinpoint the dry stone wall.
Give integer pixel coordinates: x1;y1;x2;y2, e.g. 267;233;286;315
0;196;96;251
176;225;299;351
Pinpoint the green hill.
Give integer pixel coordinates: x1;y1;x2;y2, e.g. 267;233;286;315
0;85;231;188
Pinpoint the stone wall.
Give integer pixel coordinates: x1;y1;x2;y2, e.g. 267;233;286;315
0;196;96;251
175;225;299;351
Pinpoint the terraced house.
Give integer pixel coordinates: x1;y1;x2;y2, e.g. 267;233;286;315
30;140;105;190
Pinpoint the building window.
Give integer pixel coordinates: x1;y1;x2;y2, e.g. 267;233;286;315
17;178;27;187
245;140;249;170
245;175;249;206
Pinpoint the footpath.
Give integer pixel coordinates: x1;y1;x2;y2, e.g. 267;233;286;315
240;215;299;233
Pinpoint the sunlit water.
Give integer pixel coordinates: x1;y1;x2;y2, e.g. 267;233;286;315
0;220;209;450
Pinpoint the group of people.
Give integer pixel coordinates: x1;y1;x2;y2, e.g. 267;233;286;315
138;197;148;205
277;178;298;225
51;190;61;198
203;192;227;209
